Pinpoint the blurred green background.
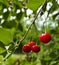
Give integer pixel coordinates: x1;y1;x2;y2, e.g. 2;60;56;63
0;0;59;65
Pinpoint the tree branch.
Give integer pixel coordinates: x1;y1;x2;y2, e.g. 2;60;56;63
18;0;47;44
2;0;47;61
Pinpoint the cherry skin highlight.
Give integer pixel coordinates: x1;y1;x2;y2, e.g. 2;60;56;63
22;45;31;53
39;32;51;43
28;41;36;48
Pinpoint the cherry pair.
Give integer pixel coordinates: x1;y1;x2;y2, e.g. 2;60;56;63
22;41;40;53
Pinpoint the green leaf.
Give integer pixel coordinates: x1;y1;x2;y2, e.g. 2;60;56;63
44;55;51;61
0;42;6;54
0;47;6;54
0;55;3;61
2;20;18;28
54;43;59;49
27;0;44;12
0;28;14;45
0;51;7;58
0;0;3;2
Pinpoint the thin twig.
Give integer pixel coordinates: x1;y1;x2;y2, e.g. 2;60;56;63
2;0;47;61
18;0;47;44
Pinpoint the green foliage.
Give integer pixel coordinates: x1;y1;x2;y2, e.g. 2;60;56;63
0;28;14;45
49;0;59;13
27;0;44;12
0;42;6;54
0;0;59;65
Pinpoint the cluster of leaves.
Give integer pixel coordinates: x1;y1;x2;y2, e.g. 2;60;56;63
0;0;59;65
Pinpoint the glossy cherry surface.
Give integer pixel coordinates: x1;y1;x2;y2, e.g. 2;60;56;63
31;45;40;53
22;45;31;53
29;41;36;48
39;32;51;43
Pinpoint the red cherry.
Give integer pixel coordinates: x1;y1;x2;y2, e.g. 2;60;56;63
28;41;36;48
39;32;51;43
22;45;31;53
31;45;40;53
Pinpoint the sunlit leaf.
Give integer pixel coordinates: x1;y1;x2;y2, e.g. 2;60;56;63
27;0;44;12
0;28;14;45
